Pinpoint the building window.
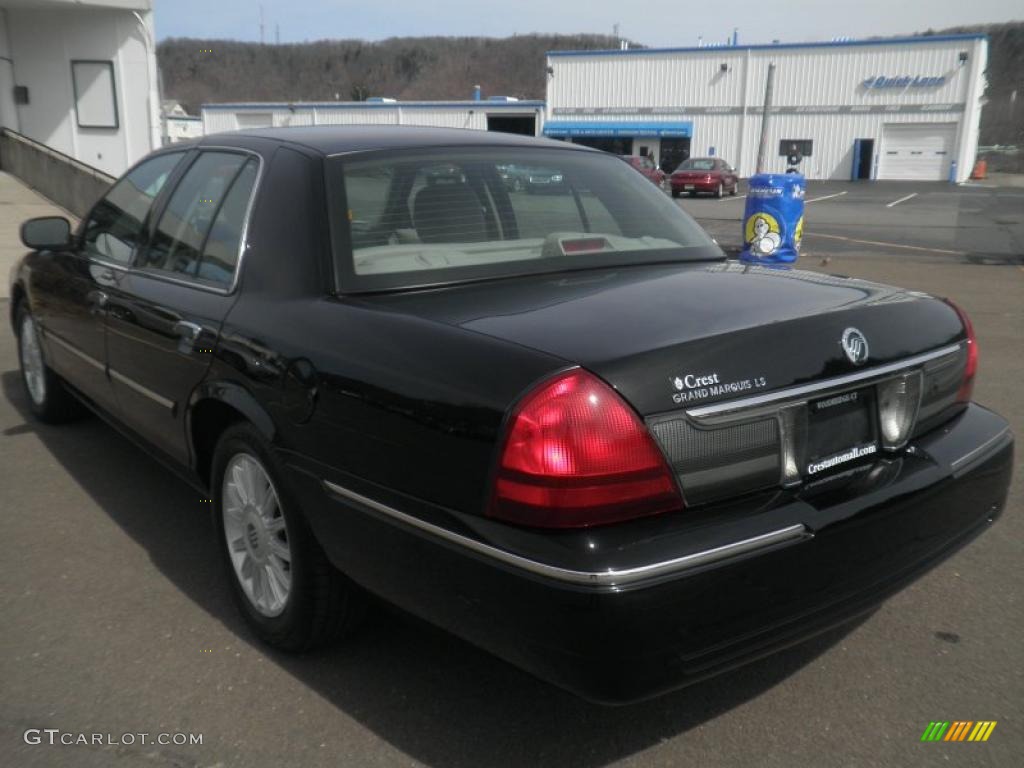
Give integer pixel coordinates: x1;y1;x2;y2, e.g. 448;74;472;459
779;139;813;157
71;60;119;129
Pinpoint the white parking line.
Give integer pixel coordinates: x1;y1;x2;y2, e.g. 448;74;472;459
718;194;747;202
806;231;966;256
886;192;918;208
804;191;848;203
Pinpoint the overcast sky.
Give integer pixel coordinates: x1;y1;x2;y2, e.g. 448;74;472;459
154;0;1022;46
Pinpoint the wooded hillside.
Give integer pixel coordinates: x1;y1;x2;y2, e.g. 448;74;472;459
157;34;623;112
922;22;1023;145
159;22;1023;146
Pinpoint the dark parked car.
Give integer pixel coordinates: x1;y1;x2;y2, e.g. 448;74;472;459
10;127;1013;704
671;156;740;198
620;154;668;190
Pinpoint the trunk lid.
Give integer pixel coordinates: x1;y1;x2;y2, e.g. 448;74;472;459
363;262;965;417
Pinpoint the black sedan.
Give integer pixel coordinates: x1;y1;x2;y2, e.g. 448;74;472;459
9;127;1013;704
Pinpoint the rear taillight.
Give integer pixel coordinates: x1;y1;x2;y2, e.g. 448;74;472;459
947;300;978;403
489;369;683;528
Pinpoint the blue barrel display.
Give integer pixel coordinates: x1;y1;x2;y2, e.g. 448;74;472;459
739;173;806;264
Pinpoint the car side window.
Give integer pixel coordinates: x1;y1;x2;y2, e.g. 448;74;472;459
142;152;249;280
81;152;184;265
196;158;259;286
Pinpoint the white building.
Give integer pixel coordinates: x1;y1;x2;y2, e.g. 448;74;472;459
162;99;201;144
202;98;545;138
544;34;987;181
0;0;160;176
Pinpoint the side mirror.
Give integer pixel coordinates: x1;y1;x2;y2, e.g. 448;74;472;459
21;217;73;251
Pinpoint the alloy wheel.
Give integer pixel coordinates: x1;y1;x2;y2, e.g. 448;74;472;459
222;453;292;617
19;314;46;406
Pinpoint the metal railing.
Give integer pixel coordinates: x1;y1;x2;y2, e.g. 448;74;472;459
0;128;115;218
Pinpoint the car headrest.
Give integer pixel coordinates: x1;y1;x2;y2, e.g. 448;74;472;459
413;183;488;244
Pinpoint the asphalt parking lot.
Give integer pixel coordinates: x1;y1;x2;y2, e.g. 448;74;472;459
679;179;1024;264
2;181;1022;767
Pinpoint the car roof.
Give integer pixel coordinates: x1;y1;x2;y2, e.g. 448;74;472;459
196;125;588;156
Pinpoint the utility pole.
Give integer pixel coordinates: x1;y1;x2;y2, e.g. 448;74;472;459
755;62;775;173
259;4;264;44
275;24;280;45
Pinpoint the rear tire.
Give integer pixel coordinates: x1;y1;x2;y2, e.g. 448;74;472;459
212;423;364;651
671;188;680;198
15;303;83;424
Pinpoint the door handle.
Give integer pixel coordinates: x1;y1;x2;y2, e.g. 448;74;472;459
173;321;202;341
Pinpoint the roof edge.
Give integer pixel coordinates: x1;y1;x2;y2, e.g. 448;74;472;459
201;100;546;111
547;33;988;57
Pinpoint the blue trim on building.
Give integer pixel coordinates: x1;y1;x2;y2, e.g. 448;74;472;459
543;120;693;138
202;100;546;111
547;33;987;57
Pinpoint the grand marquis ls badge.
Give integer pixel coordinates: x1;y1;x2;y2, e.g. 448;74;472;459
841;327;869;365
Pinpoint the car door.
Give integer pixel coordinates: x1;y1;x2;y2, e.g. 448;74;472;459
29;151;186;414
103;149;261;465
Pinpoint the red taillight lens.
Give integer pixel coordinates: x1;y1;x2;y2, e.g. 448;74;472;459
947;300;978;403
490;369;683;528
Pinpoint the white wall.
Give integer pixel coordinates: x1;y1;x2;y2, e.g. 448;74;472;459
2;5;157;175
203;103;544;136
165;116;201;143
0;10;19;133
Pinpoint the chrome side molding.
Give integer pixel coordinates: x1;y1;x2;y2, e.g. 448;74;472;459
109;368;175;411
41;328;105;372
322;479;809;587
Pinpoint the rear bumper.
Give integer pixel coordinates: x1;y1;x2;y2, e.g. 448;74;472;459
288;404;1013;704
671;179;717;193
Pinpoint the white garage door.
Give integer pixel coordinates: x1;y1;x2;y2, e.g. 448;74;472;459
878;123;957;181
235;112;273;129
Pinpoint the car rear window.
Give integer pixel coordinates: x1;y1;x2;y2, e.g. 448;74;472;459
327;146;721;292
679;159;716;171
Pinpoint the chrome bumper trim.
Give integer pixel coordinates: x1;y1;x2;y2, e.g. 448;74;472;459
321;479;809;587
686;343;962;420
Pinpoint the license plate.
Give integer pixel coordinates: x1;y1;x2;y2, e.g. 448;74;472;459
803;388;878;477
684;184;695;190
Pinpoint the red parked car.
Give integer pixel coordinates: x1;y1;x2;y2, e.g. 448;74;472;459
620;155;667;191
670;157;739;198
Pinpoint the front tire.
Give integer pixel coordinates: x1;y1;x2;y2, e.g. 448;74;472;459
715;182;724;199
15;303;82;423
212;423;364;651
